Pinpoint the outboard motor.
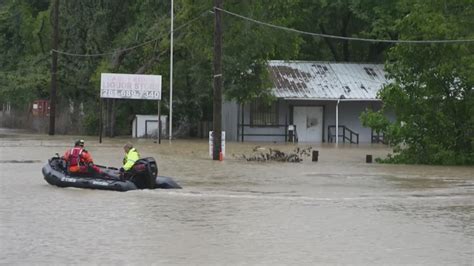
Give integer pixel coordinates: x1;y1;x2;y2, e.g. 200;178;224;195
130;157;158;189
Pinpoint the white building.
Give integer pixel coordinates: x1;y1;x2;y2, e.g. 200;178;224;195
223;60;393;143
132;115;168;138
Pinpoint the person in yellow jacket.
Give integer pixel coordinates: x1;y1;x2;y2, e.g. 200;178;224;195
120;143;140;174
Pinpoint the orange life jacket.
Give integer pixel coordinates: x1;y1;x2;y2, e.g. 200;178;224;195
68;147;84;167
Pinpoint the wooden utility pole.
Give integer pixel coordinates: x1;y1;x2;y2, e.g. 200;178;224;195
49;0;59;135
212;0;223;160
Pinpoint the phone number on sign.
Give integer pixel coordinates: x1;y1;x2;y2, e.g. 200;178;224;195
101;89;160;99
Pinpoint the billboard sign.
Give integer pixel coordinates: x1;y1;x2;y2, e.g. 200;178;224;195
100;73;162;100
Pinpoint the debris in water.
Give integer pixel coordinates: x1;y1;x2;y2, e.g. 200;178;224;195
236;146;313;163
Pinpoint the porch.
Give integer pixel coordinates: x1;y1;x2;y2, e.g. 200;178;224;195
224;99;384;144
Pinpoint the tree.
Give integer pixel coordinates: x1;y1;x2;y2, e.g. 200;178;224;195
361;0;474;165
0;1;50;109
3;0;470;149
292;0;403;62
162;0;302;132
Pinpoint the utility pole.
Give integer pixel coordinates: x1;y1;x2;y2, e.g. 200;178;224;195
49;0;59;135
212;0;223;160
169;0;174;140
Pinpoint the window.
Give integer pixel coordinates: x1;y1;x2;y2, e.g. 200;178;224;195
250;99;278;126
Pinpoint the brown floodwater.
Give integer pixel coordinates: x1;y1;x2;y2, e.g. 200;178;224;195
0;129;473;265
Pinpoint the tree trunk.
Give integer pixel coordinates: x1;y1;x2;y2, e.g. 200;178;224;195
49;0;59;135
135;51;167;74
319;24;340;61
106;99;116;137
366;43;387;62
341;12;351;61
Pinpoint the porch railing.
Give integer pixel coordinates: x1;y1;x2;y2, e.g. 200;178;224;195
238;124;289;142
327;125;359;144
371;129;386;144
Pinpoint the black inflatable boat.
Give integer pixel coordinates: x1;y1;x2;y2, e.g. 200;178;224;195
42;156;181;192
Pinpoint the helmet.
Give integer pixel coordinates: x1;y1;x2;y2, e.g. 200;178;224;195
75;139;85;147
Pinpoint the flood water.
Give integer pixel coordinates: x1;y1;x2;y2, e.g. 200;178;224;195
0;130;473;265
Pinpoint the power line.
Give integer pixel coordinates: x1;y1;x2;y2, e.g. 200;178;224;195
174;9;213;32
51;9;212;57
52;39;158;57
51;5;474;58
215;7;474;44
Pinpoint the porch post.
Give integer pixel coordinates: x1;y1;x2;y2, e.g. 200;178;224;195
237;103;240;141
335;95;345;144
336;99;340;144
241;103;244;142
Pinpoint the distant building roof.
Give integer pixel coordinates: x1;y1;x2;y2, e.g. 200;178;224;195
268;60;389;100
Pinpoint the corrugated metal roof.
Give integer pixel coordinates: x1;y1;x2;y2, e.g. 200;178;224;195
268;60;389;100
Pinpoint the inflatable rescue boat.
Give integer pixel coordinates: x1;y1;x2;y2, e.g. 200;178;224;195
42;156;181;191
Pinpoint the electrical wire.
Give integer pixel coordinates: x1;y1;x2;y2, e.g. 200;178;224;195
215;7;474;44
51;5;474;58
51;9;212;57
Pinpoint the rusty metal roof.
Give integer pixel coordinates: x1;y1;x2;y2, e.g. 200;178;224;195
268;60;389;100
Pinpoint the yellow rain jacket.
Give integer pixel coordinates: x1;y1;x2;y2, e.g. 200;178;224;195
122;148;140;171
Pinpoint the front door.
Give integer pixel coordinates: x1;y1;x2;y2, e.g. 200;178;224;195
293;106;323;142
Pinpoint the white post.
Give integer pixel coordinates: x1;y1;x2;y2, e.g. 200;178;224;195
169;0;174;140
336;99;340;144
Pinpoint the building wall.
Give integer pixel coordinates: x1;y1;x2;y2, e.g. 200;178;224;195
323;101;383;143
223;98;289;142
223;101;239;141
223;99;392;143
132;115;168;138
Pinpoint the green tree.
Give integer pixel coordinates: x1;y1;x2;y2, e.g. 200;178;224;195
292;0;403;62
160;0;302;130
0;1;50;108
361;0;474;165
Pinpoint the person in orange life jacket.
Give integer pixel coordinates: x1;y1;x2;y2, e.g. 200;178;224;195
62;139;101;174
